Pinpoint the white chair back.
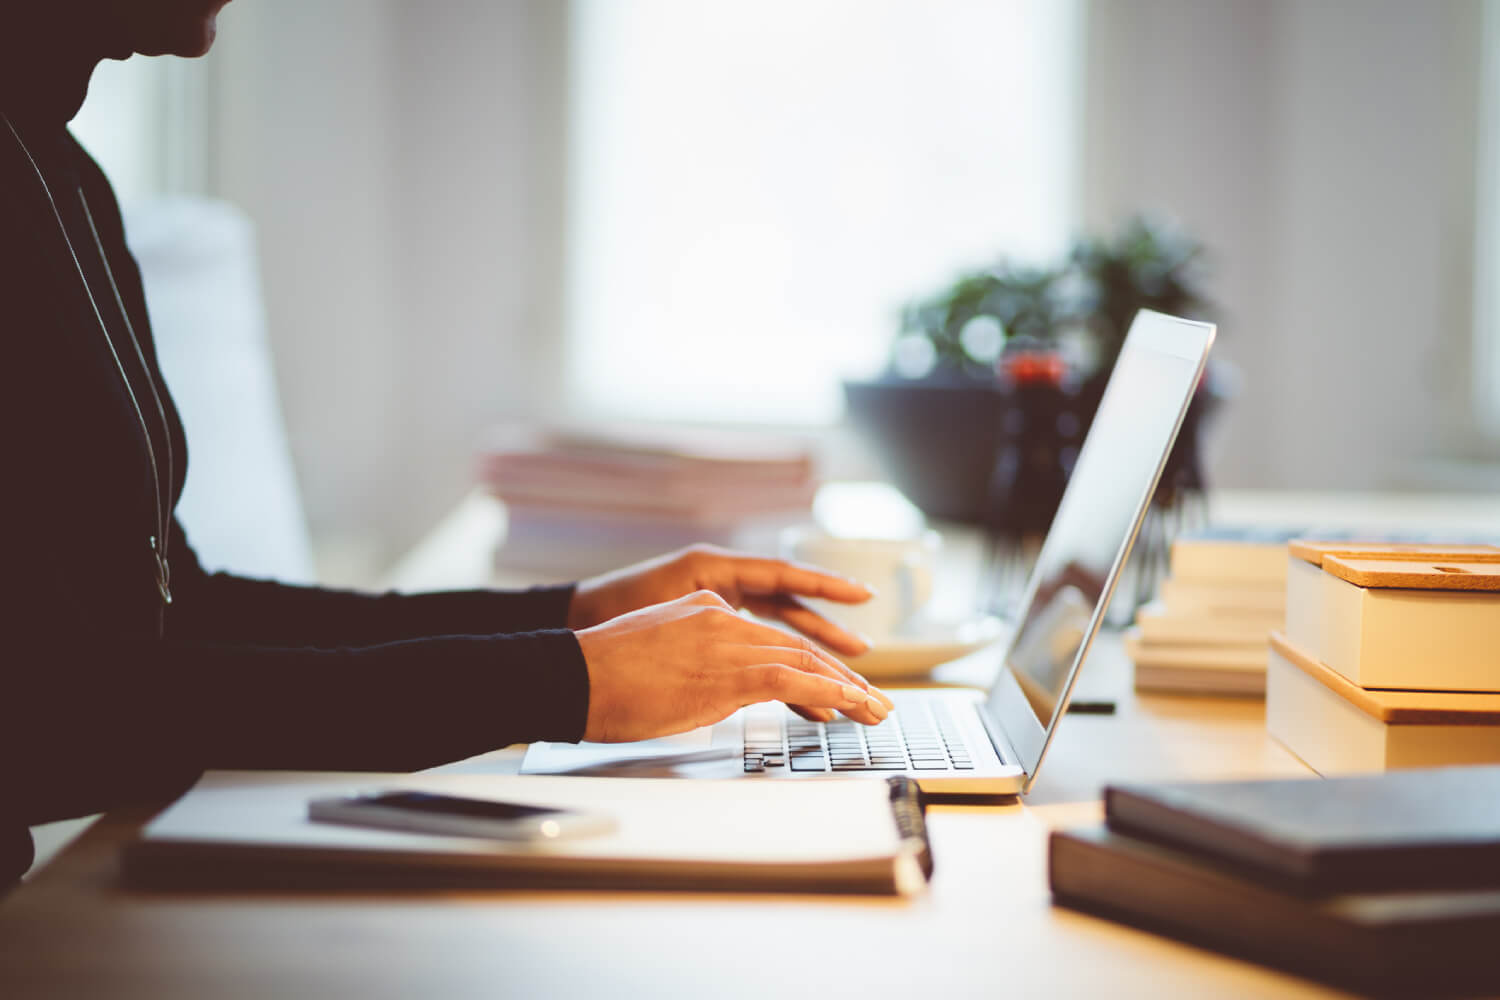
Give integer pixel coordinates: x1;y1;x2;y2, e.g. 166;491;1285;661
125;196;315;583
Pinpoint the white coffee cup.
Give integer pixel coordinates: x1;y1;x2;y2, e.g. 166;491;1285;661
780;525;941;641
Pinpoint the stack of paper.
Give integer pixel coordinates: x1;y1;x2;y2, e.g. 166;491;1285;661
1125;526;1303;695
1268;541;1500;774
478;424;819;575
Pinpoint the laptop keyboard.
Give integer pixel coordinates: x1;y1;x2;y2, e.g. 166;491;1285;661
742;702;976;773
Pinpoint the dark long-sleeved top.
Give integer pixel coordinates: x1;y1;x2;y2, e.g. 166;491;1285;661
0;65;590;885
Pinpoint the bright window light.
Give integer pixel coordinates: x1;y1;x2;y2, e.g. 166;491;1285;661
1476;0;1500;434
565;0;1083;425
70;56;166;207
71;55;204;208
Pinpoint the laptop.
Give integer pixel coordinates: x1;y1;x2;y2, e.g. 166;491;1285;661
523;310;1215;795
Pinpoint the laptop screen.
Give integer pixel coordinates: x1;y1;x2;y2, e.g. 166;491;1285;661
986;311;1213;782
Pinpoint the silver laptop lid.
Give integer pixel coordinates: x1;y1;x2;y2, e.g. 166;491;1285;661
985;310;1215;793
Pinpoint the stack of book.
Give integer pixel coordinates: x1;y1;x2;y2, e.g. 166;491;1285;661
1050;767;1500;997
1268;541;1500;774
478;424;819;575
1125;527;1302;696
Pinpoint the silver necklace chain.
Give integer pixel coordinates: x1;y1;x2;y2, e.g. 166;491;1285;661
2;112;173;606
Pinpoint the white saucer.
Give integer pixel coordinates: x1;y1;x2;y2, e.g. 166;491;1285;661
842;614;1009;681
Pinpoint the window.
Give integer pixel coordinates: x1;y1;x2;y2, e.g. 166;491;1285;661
564;0;1083;425
1476;0;1500;434
70;56;205;207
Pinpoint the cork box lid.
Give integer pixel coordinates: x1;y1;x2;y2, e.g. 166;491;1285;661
1320;557;1500;592
1287;540;1500;568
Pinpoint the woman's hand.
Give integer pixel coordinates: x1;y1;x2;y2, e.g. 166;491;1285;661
568;543;874;657
575;589;894;743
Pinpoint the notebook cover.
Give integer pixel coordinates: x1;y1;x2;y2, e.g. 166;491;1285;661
1103;766;1500;894
1049;825;1500;998
122;772;933;896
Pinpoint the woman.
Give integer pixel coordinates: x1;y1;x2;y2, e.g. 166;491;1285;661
0;0;890;884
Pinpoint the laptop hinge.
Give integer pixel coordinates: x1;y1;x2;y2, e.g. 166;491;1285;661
974;702;1013;767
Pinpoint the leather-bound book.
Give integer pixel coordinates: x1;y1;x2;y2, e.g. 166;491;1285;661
1049;824;1500;998
1102;766;1500;893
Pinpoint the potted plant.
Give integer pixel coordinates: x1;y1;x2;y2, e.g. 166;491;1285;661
842;261;1069;525
844;215;1219;537
1072;217;1220;510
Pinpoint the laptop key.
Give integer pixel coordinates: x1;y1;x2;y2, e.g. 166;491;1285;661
789;757;828;771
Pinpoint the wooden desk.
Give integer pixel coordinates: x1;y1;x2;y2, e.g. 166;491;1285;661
1;679;1327;1000
7;487;1494;998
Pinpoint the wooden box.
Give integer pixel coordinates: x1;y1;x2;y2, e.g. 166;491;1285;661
1282;542;1500;692
1266;631;1500;775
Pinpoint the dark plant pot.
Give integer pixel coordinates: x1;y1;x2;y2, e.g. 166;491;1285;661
842;377;1007;525
986;378;1092;541
845;365;1226;533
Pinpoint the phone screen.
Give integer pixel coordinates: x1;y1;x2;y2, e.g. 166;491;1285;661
357;792;566;821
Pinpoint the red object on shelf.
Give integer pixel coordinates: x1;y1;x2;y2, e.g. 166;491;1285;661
999;351;1067;386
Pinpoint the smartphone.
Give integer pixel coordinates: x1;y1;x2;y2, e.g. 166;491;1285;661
308;790;617;843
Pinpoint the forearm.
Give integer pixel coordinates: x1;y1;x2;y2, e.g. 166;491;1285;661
171;573;577;647
6;628;589;828
168;520;576;646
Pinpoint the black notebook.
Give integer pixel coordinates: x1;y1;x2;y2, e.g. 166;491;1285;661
1103;766;1500;893
1049;825;1500;999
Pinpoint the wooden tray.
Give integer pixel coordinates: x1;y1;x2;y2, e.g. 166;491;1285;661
1269;632;1500;724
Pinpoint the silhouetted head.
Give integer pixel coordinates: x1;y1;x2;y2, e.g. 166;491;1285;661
99;0;234;59
0;0;232;121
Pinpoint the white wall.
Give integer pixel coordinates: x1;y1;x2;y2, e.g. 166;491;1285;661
205;0;568;575
197;0;1490;577
388;0;570;550
1084;0;1486;491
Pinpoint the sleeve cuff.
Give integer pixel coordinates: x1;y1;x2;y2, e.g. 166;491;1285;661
492;628;591;744
528;583;577;630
